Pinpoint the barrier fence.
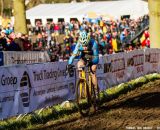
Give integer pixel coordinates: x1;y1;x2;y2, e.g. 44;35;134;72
0;51;50;66
0;48;159;119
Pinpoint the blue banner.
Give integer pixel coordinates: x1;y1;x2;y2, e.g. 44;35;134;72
0;51;4;66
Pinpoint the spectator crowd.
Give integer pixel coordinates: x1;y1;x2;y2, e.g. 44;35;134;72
0;14;150;62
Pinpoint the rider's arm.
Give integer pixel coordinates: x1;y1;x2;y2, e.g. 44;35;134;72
68;42;81;64
78;44;85;51
99;40;106;48
92;40;99;64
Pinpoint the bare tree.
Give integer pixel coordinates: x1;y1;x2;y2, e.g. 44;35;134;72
13;0;27;34
0;0;4;16
148;0;160;48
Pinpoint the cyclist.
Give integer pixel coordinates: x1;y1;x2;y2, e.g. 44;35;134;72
67;30;100;95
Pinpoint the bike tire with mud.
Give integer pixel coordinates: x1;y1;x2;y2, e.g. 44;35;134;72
76;79;91;116
91;84;100;112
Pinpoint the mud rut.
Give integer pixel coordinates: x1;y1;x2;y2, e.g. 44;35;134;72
37;79;160;130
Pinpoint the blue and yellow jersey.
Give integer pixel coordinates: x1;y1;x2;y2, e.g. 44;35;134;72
68;38;99;65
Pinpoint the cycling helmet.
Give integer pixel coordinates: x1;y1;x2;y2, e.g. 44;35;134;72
79;31;89;46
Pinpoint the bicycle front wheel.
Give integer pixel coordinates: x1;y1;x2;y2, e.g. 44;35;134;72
76;79;91;116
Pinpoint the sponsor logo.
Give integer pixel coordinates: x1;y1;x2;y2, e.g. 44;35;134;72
10;56;37;64
127;58;134;66
133;54;144;66
1;75;17;86
33;69;67;81
103;58;125;73
20;71;31;107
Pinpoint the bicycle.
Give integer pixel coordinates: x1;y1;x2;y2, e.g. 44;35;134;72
68;60;100;116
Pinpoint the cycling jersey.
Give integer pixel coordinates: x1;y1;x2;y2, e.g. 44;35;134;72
68;38;99;65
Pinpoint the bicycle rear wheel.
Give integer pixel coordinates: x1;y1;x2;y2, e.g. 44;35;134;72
91;84;100;112
76;79;91;116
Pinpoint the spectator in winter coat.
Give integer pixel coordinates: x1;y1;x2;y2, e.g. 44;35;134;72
0;30;7;51
22;34;32;51
14;32;24;51
6;37;21;51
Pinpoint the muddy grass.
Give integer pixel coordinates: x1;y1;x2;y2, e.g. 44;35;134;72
31;79;160;130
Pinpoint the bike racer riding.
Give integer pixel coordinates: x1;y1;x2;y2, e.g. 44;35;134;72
67;30;101;93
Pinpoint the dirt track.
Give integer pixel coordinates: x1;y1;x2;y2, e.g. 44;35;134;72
36;79;160;130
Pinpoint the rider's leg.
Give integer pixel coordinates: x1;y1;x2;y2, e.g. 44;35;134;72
91;65;98;92
77;59;85;78
91;64;100;109
77;60;85;98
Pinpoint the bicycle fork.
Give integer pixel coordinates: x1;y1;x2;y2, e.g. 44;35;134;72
88;74;92;95
79;71;87;98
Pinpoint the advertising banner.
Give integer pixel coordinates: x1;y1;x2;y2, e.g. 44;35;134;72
0;62;76;119
110;52;126;84
125;50;145;79
2;51;50;66
26;62;75;112
0;64;28;119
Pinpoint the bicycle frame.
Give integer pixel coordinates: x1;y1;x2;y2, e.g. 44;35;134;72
79;66;93;99
79;67;87;99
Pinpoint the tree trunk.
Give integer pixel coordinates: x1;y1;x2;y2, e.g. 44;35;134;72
0;0;3;16
149;0;160;48
13;0;28;34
